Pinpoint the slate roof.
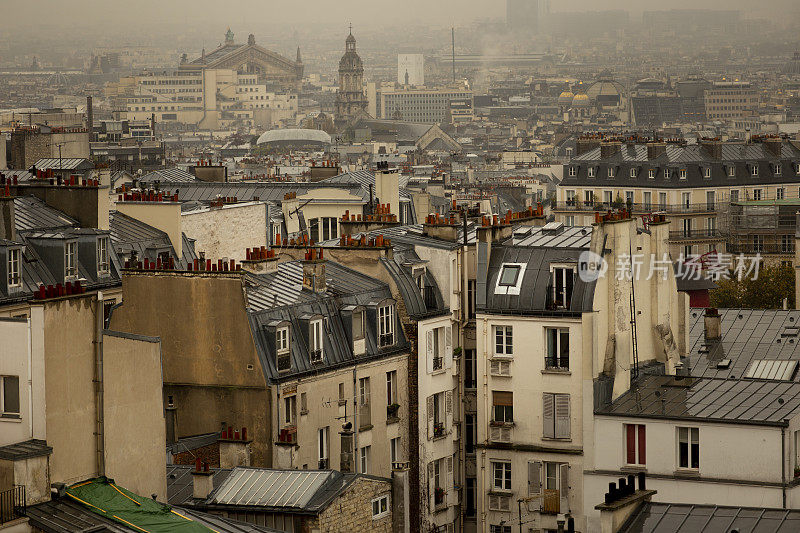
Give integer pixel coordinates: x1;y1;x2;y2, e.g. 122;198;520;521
109;211;197;269
687;309;800;381
620;502;800;533
480;244;595;315
245;261;409;382
510;224;593;248
166;432;221;456
595;374;800;426
380;245;448;319
33;158;94;171
140;167;198;183
162;181;366;203
563;141;800;188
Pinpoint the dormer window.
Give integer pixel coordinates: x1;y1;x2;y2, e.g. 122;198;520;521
353;310;365;340
550;265;575;309
310;319;323;363
663;168;670;179
728;165;736;177
97;237;110;275
587;167;595;178
775;163;782;176
378;304;395;348
679;169;687;180
7;248;21;289
751;164;759;177
65;241;78;279
630;168;637;178
703;167;712;179
568;166;577;177
276;326;290;372
608;167;615;178
648;169;655;179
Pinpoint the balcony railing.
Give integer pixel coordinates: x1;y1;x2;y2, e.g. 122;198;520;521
542;489;560;514
0;486;25;524
554;201;719;214
669;229;723;240
726;243;795;255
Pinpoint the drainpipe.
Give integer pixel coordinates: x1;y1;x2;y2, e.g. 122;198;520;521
782;421;788;509
27;315;33;439
353;366;359;473
95;291;105;476
479;316;490;532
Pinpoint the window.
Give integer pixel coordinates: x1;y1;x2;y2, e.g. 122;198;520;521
678;427;699;469
360;445;370;474
777;187;785;200
782;235;793;253
565;215;575;227
386;370;397;406
753;188;762;201
684;245;693;258
1;376;20;417
648;169;655;179
658;192;667;210
543;393;570;439
625;424;646;465
663;168;670;179
588;167;595;178
300;392;307;413
603;191;613;205
630;168;637;178
318;426;329;468
682;218;692;237
776;164;782;176
551;266;574;309
492;391;513;423
584;190;593;205
498;264;521;286
545;328;570;370
751;164;759;177
466;477;476;517
310;319;323;362
7;248;21;288
752;235;764;253
352;309;364;340
97;237;109;274
276;327;290;372
643;191;652;210
338;382;345;404
378;304;395;347
467;279;476;319
308;218;319;242
625;191;634;206
608;167;615;178
465;414;476;454
464;349;476;389
730;189;739;202
494;325;513;356
728;165;736;177
390;437;400;463
65;241;77;278
704;167;712;179
568;166;576;177
283;395;296;426
371;495;389;519
492;461;512;492
490;527;511;533
679;169;687;179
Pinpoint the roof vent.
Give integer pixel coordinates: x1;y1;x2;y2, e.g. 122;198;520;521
541;221;564;236
716;359;731;369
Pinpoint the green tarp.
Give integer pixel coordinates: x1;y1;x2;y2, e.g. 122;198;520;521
65;477;214;533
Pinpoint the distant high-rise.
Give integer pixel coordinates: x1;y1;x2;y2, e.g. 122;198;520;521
506;0;541;30
397;54;424;86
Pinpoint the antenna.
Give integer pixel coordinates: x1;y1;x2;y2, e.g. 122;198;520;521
451;27;456;83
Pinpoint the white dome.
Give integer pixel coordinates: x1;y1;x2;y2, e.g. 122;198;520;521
256;129;331;145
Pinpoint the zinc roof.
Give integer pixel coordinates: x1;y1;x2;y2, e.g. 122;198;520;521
620;502;800;533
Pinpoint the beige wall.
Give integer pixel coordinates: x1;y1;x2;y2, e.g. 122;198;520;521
115;201;182;257
110;272;272;467
181;202;267;262
102;331;167;500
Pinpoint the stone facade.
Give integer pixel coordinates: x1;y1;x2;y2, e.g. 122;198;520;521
311;476;393;532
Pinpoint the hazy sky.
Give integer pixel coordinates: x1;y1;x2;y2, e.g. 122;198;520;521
5;0;798;28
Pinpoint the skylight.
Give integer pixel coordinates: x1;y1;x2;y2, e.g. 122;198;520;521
498;265;521;286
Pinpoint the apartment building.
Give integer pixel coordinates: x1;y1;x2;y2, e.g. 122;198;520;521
555;136;800;261
704;81;759;122
378;86;474;124
474;216;686;533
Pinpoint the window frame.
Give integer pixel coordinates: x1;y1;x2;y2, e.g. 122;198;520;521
371;494;390;519
677;426;699;470
360;445;370;474
625;424;646;466
545;327;570;370
492;461;512;492
378;304;395;347
7;247;22;289
1;375;21;417
64;240;78;279
494;325;513;357
310;318;323;362
97;236;110;274
498;264;521;287
550;265;575;309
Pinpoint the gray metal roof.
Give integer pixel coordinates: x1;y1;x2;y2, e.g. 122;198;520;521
14;196;78;232
109;211;197;269
166;464;232;507
620;502;800;533
208;467;357;513
33;158;94;171
510;224;592;248
480;245;595;315
139;167;198;183
596;374;800;426
0;438;52;460
256;129;331;145
380;246;447;319
26;498;281;533
687;309;800;381
163;181;367;203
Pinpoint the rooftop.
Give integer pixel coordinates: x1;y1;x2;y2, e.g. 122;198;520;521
620;502;800;533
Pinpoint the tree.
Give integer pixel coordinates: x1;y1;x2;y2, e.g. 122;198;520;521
710;262;795;309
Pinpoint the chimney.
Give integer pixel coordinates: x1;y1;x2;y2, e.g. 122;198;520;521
302;247;326;293
576;137;601;156
763;137;783;158
595;473;656;533
86;96;94;142
165;395;177;445
704;307;721;341
191;459;214;500
391;463;410;533
698;138;722;159
375;163;400;220
218;426;251;468
646;142;666;160
340;423;354;472
241;246;279;273
600;140;621;159
0;187;16;241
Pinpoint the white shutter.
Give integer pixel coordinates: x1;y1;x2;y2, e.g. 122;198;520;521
555;394;571;439
490;426;512;443
445;390;453;416
559;463;570;512
543;393;555;439
445;325;453;369
427;395;434;440
427;461;435;508
528;461;542;496
426;330;434;373
489;494;510;511
490;360;511;376
446;456;453;493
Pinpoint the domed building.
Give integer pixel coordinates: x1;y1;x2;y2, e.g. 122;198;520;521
558;90;575;111
571;93;591;119
335;28;368;125
586;79;625;108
